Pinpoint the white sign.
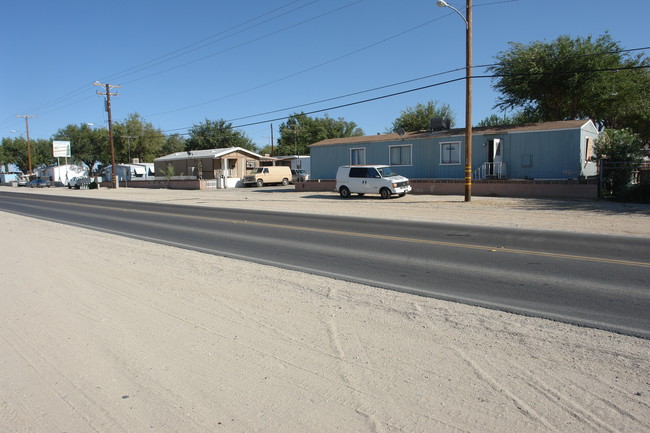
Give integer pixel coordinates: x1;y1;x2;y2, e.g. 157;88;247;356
52;140;71;158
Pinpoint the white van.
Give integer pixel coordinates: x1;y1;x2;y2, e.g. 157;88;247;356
335;165;412;199
242;166;292;187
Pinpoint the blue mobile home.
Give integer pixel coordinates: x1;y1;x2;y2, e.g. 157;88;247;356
310;120;599;181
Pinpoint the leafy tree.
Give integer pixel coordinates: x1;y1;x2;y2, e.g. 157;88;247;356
160;134;186;156
186;119;256;152
257;144;274;156
388;100;456;133
476;114;516;128
0;139;10;172
1;137;29;173
31;138;56;168
594;128;644;162
276;113;364;156
476;110;540;127
0;137;53;173
113;113;166;163
489;33;650;140
594;128;644;193
52;123;109;175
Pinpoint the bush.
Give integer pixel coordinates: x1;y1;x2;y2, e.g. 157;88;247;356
612;184;650;203
89;181;98;190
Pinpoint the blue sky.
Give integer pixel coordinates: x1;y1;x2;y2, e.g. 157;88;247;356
1;0;648;151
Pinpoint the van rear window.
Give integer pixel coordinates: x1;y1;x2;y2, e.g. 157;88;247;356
349;167;367;178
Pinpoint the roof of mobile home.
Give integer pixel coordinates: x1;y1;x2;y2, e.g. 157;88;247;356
310;119;596;147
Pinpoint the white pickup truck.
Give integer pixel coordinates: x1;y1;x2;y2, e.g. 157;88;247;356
68;177;91;189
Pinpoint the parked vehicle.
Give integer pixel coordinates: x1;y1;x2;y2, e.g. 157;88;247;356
335;165;412;199
27;179;51;188
68;177;90;189
291;169;310;183
242;166;292;187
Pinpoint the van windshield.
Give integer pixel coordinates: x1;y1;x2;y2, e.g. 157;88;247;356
249;168;263;174
377;167;399;177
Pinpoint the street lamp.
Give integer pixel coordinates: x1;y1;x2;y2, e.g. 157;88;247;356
437;0;472;202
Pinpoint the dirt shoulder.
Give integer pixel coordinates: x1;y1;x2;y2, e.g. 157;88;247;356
1;187;649;432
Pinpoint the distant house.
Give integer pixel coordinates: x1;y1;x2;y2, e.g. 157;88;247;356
101;163;155;182
154;147;264;188
309;119;599;181
273;155;311;173
35;164;88;185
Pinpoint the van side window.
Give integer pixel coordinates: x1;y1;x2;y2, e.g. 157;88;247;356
263;168;269;174
349;167;367;178
366;168;380;178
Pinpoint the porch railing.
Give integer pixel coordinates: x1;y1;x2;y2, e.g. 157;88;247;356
473;162;507;180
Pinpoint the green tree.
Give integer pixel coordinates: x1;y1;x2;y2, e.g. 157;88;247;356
594;128;644;193
186;119;256;152
0;138;13;172
1;137;29;173
594;128;644;162
0;137;53;173
52;123;109;175
388;100;456;133
113;113;166;163
489;33;650;140
476;110;540;127
276;113;364;156
31;138;56;168
160;134;186;156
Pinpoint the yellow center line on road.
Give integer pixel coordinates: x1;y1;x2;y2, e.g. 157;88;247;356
231;219;650;268
25;197;650;269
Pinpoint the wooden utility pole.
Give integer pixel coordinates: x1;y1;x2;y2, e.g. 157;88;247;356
16;115;36;176
436;0;472;201
465;0;473;202
270;123;274;157
94;82;121;188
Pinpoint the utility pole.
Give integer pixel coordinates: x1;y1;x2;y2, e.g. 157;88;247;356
94;82;121;188
16;115;36;176
465;0;473;202
435;0;472;201
270;123;274;157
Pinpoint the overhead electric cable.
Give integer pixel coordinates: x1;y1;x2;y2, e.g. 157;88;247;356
120;0;366;85
104;0;321;83
145;14;453;118
158;63;649;135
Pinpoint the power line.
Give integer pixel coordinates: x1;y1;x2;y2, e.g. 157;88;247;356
0;0;522;125
120;0;366;85
244;64;650;127
145;14;454;118
103;0;321;83
155;49;649;134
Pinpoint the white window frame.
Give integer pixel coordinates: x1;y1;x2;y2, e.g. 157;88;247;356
388;144;413;166
440;141;461;165
350;147;366;165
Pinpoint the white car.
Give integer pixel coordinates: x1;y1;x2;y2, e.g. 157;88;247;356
291;169;310;183
335;165;412;199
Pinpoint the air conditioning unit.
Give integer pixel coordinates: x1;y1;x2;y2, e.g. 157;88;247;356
430;117;450;131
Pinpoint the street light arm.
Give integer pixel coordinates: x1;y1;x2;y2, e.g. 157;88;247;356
436;0;468;28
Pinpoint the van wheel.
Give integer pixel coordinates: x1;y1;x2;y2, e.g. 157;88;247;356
339;186;351;198
282;178;289;186
380;188;391;199
256;179;264;187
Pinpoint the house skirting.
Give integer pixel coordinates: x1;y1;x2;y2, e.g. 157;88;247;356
297;179;598;199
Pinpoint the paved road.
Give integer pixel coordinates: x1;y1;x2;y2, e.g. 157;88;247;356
2;191;649;338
